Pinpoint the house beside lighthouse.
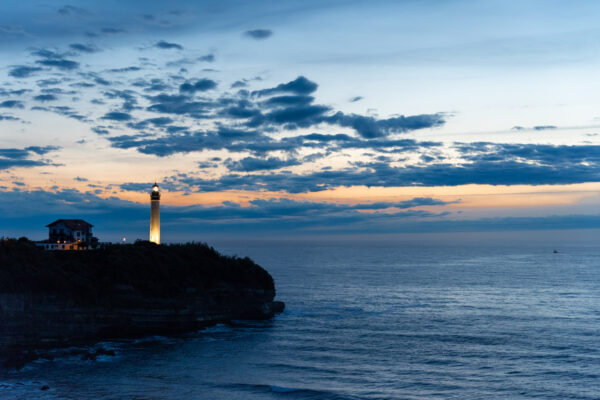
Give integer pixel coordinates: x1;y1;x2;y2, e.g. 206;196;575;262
36;219;98;250
149;183;160;244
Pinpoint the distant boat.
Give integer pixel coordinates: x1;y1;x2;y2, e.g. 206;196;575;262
553;249;559;253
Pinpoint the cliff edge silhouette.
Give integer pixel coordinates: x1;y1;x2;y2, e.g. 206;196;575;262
0;238;284;368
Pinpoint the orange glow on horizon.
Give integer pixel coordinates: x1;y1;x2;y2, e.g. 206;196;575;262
109;182;600;211
2;165;599;212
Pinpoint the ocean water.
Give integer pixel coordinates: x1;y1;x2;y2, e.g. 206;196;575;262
1;239;600;399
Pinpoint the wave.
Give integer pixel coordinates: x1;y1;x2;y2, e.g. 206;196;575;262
131;335;177;344
0;381;55;400
221;382;366;400
199;323;233;333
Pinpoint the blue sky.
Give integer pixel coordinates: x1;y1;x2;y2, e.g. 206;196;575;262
1;0;599;242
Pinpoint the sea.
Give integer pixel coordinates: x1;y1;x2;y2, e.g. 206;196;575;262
1;236;599;399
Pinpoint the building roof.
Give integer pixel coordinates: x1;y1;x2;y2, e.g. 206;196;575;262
46;219;93;230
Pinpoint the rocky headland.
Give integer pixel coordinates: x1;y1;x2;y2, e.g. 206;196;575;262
0;239;284;368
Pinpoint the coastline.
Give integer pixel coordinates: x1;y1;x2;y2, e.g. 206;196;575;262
0;239;284;368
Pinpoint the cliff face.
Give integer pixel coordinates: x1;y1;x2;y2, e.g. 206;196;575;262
0;240;283;367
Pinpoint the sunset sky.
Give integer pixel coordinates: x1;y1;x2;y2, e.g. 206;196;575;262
1;0;600;241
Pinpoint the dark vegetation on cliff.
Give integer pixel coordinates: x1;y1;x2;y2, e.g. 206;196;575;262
0;238;274;305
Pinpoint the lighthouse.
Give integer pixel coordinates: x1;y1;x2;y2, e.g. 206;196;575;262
149;183;160;244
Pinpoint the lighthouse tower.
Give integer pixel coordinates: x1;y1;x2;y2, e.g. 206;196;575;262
149;183;160;244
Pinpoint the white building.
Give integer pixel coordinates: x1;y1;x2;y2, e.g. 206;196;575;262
36;219;97;250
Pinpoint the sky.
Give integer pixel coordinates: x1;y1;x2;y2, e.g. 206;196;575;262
1;0;599;242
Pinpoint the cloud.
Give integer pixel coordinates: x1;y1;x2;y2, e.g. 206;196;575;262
0;148;30;159
191;197;446;221
92;126;110;135
101;28;126;34
154;40;183;50
263;95;314;107
221;102;261;119
225;156;302;171
145;117;173;126
0;25;26;35
74;176;89;182
0;146;60;159
165;58;197;67
32;49;79;70
107;126;266;157
0;88;30;96
512;125;557;131
39;88;72;95
119;182;153;192
88;74;445;142
253;76;318;96
102;111;132;121
0;188;448;234
25;145;60;155
102;89;138;111
127;116;174;130
145;94;213;117
244;29;273;40
36;58;79;70
179;79;218;93
107;126;441;158
32;105;88;122
0;146;60;170
0;100;24;109
0;159;52;169
2;186;599;238
326;112;446;138
57;5;91;17
9;65;43;78
166;143;600;192
0;189;143;228
198;54;215;62
350;96;363;102
231;80;248;88
132;78;171;92
33;94;58;102
69;43;99;53
108;66;142;73
264;104;331;127
0;186;413;240
3;189;600;238
456;142;600;165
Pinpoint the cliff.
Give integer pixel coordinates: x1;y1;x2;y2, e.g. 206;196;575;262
0;239;284;368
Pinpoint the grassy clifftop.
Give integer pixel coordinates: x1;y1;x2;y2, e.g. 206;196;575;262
0;239;275;305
